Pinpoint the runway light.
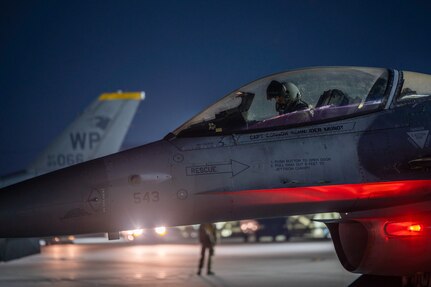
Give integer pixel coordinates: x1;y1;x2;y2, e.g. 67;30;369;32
132;229;144;237
221;229;232;237
121;229;144;241
385;222;423;237
125;229;144;236
240;220;259;233
155;226;167;236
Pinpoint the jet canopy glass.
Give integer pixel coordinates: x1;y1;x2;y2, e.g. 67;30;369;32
397;71;431;102
175;67;389;137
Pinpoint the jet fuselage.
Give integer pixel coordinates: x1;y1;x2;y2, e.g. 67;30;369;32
4;67;431;276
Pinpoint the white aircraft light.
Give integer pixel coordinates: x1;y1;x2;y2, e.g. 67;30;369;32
155;226;167;236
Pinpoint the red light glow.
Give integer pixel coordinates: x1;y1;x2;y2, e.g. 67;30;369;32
408;224;422;232
214;180;431;206
385;222;423;237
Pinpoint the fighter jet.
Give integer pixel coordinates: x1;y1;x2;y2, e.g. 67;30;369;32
0;91;144;260
1;67;431;281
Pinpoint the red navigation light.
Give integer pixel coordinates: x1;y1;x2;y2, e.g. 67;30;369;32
385;222;423;237
408;224;422;232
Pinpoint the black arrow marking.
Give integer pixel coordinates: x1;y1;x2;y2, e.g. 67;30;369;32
186;160;249;177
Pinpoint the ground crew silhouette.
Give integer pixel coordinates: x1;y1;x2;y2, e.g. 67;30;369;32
197;223;217;275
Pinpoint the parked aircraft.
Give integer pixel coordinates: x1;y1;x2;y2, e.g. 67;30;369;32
1;67;431;283
0;91;144;260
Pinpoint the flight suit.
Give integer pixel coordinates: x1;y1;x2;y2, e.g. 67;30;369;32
197;223;217;275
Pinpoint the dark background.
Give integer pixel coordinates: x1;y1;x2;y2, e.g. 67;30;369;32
1;0;431;174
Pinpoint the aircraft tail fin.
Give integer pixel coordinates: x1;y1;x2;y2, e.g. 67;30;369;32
27;91;145;175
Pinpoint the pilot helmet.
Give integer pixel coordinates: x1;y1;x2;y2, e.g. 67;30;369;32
266;80;301;104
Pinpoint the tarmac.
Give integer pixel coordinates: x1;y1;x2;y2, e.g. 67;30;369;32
0;240;363;287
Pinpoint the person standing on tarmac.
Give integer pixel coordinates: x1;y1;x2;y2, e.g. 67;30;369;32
197;223;217;275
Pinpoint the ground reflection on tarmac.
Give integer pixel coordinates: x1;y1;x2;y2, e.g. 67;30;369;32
0;241;362;286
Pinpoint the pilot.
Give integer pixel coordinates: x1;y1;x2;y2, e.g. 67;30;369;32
197;223;217;276
266;80;309;114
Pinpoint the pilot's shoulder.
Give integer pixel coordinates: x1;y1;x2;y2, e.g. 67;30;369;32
296;100;310;109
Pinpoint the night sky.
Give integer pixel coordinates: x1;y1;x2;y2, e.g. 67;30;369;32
1;0;431;174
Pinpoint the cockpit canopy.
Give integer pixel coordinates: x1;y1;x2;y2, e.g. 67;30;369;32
174;67;393;137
